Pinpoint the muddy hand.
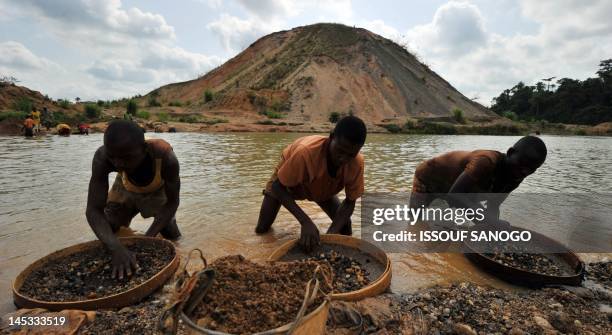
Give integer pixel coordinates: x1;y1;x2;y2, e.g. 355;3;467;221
111;246;138;280
299;221;320;253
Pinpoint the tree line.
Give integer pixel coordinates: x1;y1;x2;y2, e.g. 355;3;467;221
491;59;612;125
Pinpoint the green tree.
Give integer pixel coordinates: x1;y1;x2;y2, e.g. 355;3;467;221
13;98;32;113
204;89;214;103
596;59;612;81
84;104;101;118
491;59;612;125
126;99;138;115
329;111;340;123
452;108;465;124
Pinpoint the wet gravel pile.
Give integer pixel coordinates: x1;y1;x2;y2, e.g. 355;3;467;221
192;255;330;334
587;261;612;288
306;250;371;293
484;252;571;276
402;283;610;334
78;297;165;335
19;240;175;301
329;262;612;334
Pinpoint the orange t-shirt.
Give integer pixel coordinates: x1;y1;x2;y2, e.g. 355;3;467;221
273;135;364;202
413;150;503;193
23;118;34;129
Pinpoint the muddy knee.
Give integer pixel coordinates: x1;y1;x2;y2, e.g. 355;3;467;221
160;218;181;240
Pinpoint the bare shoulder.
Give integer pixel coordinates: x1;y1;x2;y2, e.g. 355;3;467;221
161;149;180;180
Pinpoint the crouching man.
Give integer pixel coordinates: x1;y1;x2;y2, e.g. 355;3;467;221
86;120;181;279
410;136;547;227
256;116;367;252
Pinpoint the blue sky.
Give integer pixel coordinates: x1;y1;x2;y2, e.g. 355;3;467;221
0;1;610;106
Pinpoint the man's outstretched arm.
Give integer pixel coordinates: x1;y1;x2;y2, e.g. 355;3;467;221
85;148;136;279
270;179;319;251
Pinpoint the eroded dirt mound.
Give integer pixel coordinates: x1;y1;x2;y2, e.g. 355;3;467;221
145;23;497;125
0;83;78;113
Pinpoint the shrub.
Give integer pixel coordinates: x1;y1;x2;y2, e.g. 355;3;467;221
452;108;466;124
84;103;101;119
329;111;341;123
97;100;105;106
419;121;458;134
136;110;150;120
0;110;27;121
575;129;587;136
502;111;518;121
168;101;182;107
382;124;402;133
178;115;200;123
148;96;162;107
404;119;416;129
204;89;214;103
269;99;290;112
58;99;70;109
126;99;138;115
461;124;522;135
262;110;283;119
53;110;85;125
157;112;169;122
13;98;33;113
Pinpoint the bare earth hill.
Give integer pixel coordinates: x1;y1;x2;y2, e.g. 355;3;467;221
0;83;56;111
145;23;498;126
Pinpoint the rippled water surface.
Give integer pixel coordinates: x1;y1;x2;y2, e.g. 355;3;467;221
1;133;611;314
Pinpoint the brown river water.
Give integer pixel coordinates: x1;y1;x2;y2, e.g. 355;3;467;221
1;133;611;314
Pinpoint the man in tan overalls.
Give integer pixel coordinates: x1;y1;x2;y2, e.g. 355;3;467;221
86;120;181;279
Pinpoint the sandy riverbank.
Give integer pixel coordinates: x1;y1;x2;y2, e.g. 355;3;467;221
2;116;610;137
3;261;609;334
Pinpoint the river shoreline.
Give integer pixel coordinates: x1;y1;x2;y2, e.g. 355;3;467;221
1;118;611;137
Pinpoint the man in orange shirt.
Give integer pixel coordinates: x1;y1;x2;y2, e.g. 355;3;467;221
22;115;35;137
256;116;367;251
410;136;547;226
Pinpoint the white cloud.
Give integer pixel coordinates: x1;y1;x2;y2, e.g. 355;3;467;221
406;1;487;58
87;59;156;83
520;0;612;39
141;45;222;72
13;0;175;44
207;0;353;53
207;14;278;53
234;0;352;21
236;0;295;19
360;20;401;40
403;0;612;105
0;41;57;70
0;0;221;100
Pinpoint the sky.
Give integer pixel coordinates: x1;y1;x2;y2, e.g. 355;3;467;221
0;0;610;106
